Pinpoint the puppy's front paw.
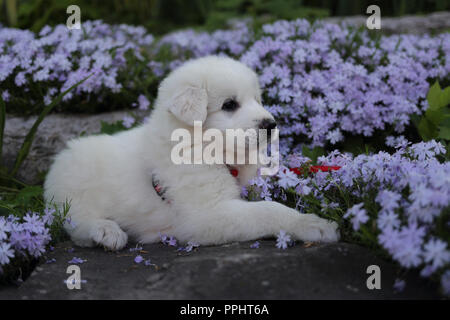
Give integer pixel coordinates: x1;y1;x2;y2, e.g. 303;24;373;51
90;219;128;250
294;214;340;243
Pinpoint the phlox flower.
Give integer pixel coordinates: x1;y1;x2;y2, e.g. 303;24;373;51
134;255;144;264
277;168;300;189
68;257;85;264
276;230;291;250
0;242;15;266
250;241;260;249
344;203;369;231
423;239;450;270
393;279;406;293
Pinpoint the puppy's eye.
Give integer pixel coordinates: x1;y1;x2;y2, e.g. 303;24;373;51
221;99;239;112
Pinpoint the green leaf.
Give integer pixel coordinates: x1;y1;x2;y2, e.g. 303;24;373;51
0;94;5;164
440;109;450;128
426;82;450;111
427;81;442;109
12;186;43;209
410;113;421;128
425;107;444;126
10;74;92;177
302;146;325;163
438;126;450;140
418;117;438;141
439;87;450;109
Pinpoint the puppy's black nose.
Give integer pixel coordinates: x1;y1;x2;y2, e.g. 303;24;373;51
259;119;277;131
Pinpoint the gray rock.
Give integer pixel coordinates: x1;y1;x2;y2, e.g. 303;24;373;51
0;241;439;299
324;11;450;34
2;111;129;184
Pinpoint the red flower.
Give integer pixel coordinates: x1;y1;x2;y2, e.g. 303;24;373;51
289;166;341;175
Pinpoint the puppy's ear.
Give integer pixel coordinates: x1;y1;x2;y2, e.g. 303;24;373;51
169;86;207;125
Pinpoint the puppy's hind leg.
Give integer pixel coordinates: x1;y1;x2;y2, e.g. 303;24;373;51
67;218;128;251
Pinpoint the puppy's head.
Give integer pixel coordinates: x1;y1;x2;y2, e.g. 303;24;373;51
157;56;276;133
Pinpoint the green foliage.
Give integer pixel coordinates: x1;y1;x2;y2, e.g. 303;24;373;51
99;120;127;135
0;94;5;164
301;146;325;163
204;0;329;31
417;81;450;142
4;0;449;33
9;186;42;212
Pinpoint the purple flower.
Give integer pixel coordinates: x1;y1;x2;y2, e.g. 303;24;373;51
158;232;168;244
393;279;406;292
65;217;77;229
0;242;15;265
377;211;400;230
129;246;143;252
250;241;260;249
1;90;10;102
423;239;450;270
158;234;178;247
68;257;85;264
144;259;154;266
122;115;135;129
277;168;299;189
276;230;291;250
344;203;369;231
260;188;272;201
134;255;144;264
137;94;150;111
167;236;177;247
240;186;249;198
185;241;200;252
0;217;11;241
42;208;56;225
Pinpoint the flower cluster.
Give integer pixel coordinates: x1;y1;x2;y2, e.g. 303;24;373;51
0;20;154;111
3;19;449;150
150;19;450;152
156;20;252;60
0;208;55;273
158;232;200;253
240;20;450;150
244;140;450;294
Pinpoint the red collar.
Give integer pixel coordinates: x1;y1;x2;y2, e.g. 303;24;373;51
227;165;239;177
229;168;239;177
228;165;340;178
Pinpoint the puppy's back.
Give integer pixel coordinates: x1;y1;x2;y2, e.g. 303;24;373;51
44;134;117;205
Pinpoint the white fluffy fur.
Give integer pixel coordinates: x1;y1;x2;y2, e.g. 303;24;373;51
44;56;339;250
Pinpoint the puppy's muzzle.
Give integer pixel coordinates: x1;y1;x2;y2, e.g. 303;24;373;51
259;118;277;138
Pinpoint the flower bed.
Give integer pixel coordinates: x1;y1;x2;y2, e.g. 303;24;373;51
0;19;449;295
0;20;155;114
243;140;450;295
1;19;449;149
0;205;68;282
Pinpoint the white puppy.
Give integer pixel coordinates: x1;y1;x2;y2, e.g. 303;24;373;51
44;56;339;250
